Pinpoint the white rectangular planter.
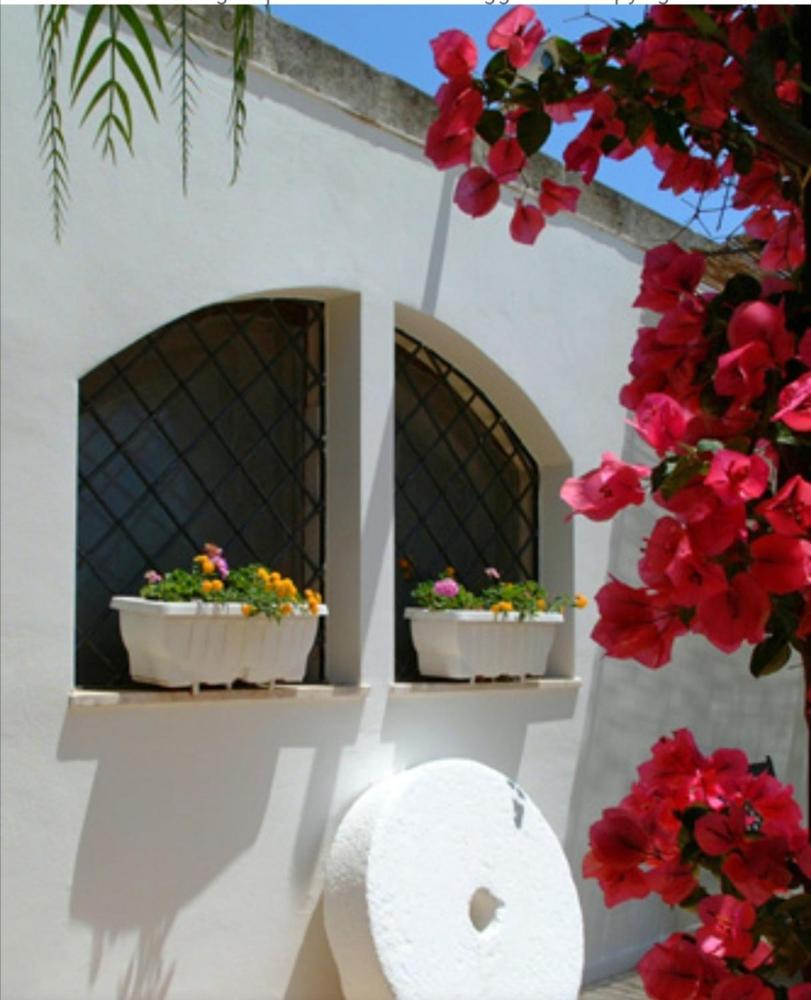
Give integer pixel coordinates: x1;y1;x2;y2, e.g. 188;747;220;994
111;597;327;690
404;608;563;681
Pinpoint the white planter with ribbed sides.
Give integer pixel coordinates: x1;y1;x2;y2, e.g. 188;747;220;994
404;609;563;681
111;597;327;691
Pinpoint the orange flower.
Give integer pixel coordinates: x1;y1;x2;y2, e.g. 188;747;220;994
536;597;548;611
574;593;588;609
241;604;255;617
280;603;294;617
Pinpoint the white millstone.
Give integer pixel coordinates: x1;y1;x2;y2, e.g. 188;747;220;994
324;759;584;1000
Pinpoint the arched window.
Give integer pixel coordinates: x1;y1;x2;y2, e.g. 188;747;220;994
76;298;325;688
395;330;539;680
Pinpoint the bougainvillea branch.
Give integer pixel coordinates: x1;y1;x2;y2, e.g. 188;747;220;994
424;6;810;994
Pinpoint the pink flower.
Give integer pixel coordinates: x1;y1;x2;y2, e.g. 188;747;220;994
592;579;687;669
560;453;649;521
509;202;545;245
430;30;478;79
144;570;163;585
712;976;775;1000
757;475;811;537
631;393;694;455
704;450;769;506
539;179;581;216
454;168;500;218
714;342;772;403
633;244;705;313
694;574;771;653
749;534;811;594
488;138;526;183
484;567;501;580
204;542;229;579
486;5;545;69
638;934;725;1000
772;371;811;433
722;837;792;906
727;300;794;367
433;577;460;598
696;895;756;960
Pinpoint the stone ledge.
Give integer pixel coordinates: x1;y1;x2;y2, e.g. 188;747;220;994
69;685;370;708
389;677;582;696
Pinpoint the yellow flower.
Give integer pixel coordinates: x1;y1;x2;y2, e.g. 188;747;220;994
536;598;548;611
444;566;456;578
308;600;319;616
501;601;513;613
241;604;255;617
490;601;513;615
209;579;223;593
257;567;270;584
574;593;588;609
194;554;216;575
280;603;294;617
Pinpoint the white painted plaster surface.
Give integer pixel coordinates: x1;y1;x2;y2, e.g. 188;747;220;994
1;6;805;998
324;759;583;1000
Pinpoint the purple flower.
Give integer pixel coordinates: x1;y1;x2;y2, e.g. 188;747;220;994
144;570;163;585
433;577;460;598
204;543;230;579
485;567;501;580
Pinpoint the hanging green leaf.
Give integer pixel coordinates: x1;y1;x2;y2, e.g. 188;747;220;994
749;635;791;678
171;7;201;195
228;5;255;184
118;6;161;90
36;5;70;241
115;38;159;120
70;5;105;90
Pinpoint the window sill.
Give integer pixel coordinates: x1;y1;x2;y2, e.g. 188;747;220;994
69;684;370;708
389;677;582;696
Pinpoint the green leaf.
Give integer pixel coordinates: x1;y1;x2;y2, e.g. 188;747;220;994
516;110;551;157
483;50;515;85
118;6;161;87
683;6;725;41
112;81;133;142
476;110;505;145
694;439;725;454
71;37;112;103
71;5;105;91
732;143;754;176
749;635;791;678
652;108;687;153
79;79;114;127
115;39;159;119
147;5;173;47
600;135;622;155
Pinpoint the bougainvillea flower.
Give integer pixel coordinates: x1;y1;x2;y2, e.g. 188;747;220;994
772;371;811;432
540;178;581;216
798;329;811;368
757;476;811;537
486;5;545;68
714;342;772;403
742;771;805;844
659;485;746;557
712;975;775;1000
760;209;805;272
509;202;545;245
788;987;811;1000
727;301;794;368
638;934;725;1000
424;116;475;170
631;392;695;454
749;534;811;594
694;574;771;653
430;30;478;79
639;518;685;590
563;136;601;185
646;860;698;906
453;167;501;218
435;76;485;124
560;453;649;521
488;137;526;183
433;577;460;598
695;806;748;857
633;243;705;313
696;895;756;960
637;728;704;799
582;849;649;907
705;450;769;506
722;837;792;906
701;748;750;809
589;806;649;868
592;579;687;669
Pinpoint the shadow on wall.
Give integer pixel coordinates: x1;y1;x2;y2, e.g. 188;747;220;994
58;699;364;999
564;424;807;983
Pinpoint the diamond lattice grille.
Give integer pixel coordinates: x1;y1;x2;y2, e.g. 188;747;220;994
395;330;539;680
77;299;326;688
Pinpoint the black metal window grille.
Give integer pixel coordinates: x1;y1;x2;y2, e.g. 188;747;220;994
76;298;326;688
395;329;540;680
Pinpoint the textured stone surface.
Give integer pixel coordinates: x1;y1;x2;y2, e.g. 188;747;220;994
324;759;584;1000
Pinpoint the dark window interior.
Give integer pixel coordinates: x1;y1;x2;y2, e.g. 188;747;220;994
76;298;325;688
395;330;539;681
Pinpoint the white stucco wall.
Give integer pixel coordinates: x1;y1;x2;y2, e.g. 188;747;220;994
1;7;805;999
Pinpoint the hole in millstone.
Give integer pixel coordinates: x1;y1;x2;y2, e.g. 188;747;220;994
469;887;504;932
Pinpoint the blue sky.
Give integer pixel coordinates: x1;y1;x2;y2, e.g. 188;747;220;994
272;5;744;241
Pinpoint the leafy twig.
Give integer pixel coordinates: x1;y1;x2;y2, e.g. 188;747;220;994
171;6;199;195
36;5;69;241
227;5;255;184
